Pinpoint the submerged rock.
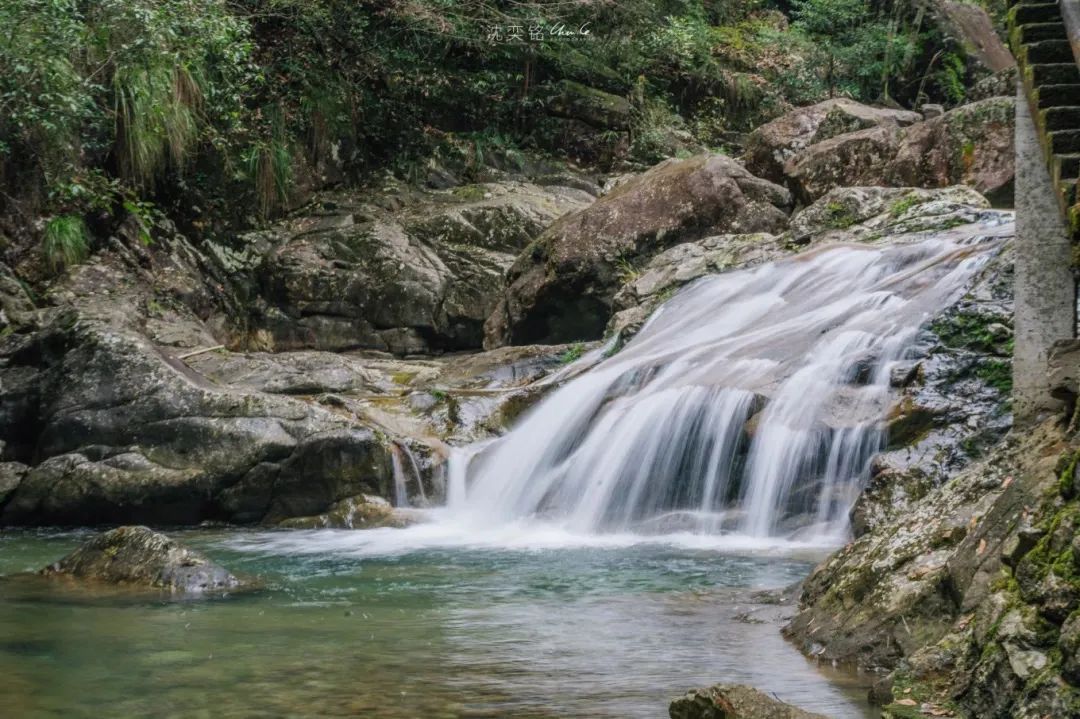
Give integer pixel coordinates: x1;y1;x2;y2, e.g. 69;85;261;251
669;684;828;719
40;526;242;593
484;154;791;347
277;494;423;529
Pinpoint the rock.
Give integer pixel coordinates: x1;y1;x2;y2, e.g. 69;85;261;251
887;97;1015;205
40;526;243;593
257;181;593;354
786;125;904;204
546;80;632;130
784;97;1015;204
921;104;945;120
1048;338;1080;415
669;684;828;719
967;67;1018;102
787;185;993;241
934;1;1016;75
1060;611;1080;684
608;232;784;339
484;154;791;347
0;461;26;505
277;494;422;529
744;99;921;184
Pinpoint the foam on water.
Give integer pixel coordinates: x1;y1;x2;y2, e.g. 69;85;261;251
431;227;1008;544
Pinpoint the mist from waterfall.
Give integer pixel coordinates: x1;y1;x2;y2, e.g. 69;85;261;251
444;233;1005;542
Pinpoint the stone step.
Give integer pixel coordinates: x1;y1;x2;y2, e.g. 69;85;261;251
1012;3;1063;25
1049;129;1080;154
1054;153;1080;179
1022;38;1073;63
1043;105;1080;130
1035;84;1080;108
1031;63;1080;85
1018;22;1068;43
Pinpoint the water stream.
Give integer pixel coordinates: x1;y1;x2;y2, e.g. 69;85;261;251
0;227;1009;718
447;232;1005;541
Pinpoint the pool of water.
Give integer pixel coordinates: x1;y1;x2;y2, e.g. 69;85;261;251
0;526;875;718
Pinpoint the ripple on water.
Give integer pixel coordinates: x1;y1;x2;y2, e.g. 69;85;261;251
0;526;875;718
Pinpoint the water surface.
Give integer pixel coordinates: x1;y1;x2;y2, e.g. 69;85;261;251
0;528;875;718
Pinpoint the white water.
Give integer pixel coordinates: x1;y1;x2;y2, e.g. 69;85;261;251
437;230;1007;543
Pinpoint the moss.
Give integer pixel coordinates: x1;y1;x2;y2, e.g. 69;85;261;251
930;312;1010;355
391;371;416;385
559;342;586;364
975;359;1013;393
823;201;856;229
889;193;921;218
1058;449;1080;499
451;185;486;201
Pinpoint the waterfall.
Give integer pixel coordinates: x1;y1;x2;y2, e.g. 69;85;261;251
441;231;1006;540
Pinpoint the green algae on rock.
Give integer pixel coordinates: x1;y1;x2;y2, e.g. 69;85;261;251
40;526;244;594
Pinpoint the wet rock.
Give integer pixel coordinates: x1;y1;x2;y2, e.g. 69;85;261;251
0;461;26;504
277;494;422;529
40;526;243;593
669;684;828;719
608;232;783;339
484;154;791;347
744;99;920;185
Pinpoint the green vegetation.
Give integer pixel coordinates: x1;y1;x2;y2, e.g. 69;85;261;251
889;193;921;217
975;358;1012;394
1;0;997;272
41;215;89;271
823;201;857;229
559;342;586;364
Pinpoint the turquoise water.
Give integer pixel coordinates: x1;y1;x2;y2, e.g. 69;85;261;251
0;528;874;718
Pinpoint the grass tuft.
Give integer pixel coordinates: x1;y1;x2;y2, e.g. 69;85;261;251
42;215;90;272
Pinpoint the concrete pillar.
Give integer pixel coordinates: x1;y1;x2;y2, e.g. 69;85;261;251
1013;84;1077;423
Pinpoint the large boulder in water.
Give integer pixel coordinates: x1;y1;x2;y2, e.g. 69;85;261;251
483;154;791;347
669;684;828;719
40;526;242;593
744;99;921;185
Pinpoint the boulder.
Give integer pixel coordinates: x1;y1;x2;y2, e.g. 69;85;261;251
785;125;904;203
669;685;828;719
935;1;1015;75
484;154;791;347
786;97;1015;204
744;99;921;184
0;461;26;505
40;526;243;593
255;180;593;354
887;96;1015;204
546;80;633;130
277;494;422;529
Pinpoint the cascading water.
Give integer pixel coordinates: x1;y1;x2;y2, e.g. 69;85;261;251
445;230;1008;541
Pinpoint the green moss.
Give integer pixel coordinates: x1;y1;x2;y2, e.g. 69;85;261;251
559;342;586;364
890;194;921;218
975;359;1012;393
1059;450;1080;499
930;312;1010;354
391;371;416;385
451;185;486;201
824;201;856;229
